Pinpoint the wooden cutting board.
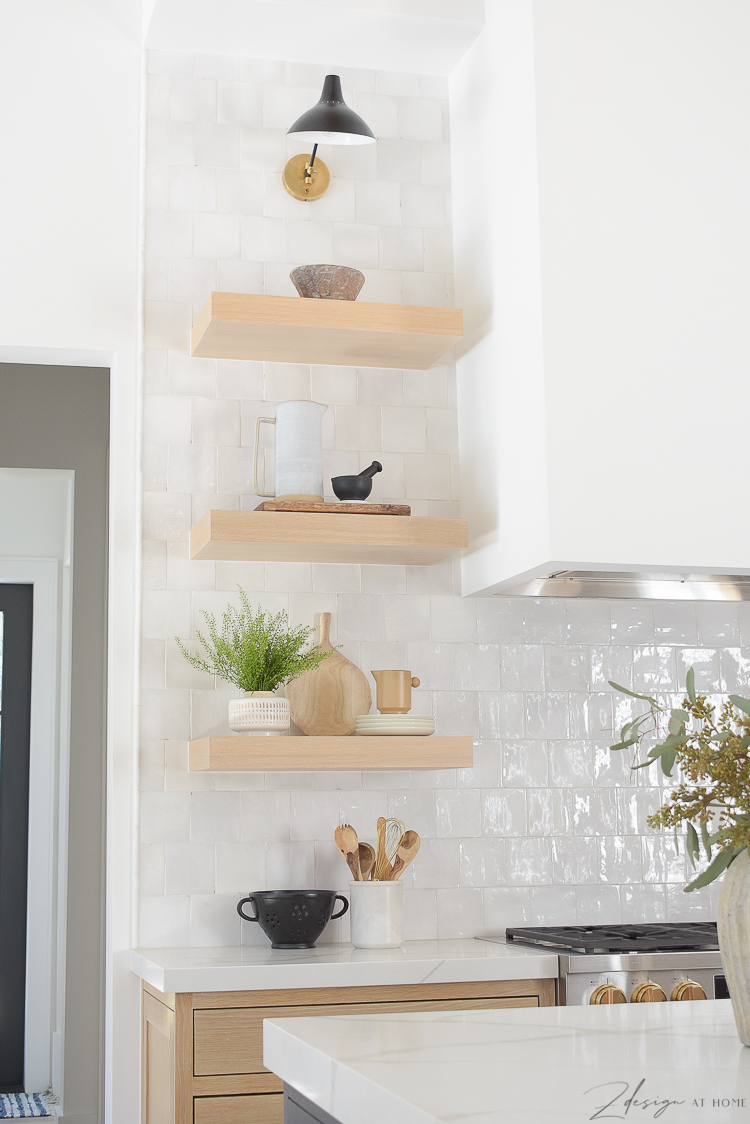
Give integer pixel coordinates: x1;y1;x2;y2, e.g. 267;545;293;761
255;500;411;515
286;612;372;736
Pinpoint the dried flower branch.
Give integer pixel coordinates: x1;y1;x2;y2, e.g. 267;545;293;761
610;668;750;889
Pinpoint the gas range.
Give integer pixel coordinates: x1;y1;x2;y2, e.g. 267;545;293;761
479;922;727;1005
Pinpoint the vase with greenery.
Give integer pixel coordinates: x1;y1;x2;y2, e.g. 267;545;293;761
610;667;750;1042
177;589;332;735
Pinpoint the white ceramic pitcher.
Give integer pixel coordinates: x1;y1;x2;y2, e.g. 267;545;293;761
253;400;327;503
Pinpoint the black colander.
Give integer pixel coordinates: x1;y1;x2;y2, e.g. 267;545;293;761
237;889;349;949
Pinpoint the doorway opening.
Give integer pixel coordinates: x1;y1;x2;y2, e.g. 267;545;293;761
0;584;33;1092
0;365;109;1118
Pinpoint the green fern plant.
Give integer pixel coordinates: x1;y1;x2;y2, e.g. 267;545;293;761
176;588;331;692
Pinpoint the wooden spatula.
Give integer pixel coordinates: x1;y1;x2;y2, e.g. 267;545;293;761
287;613;372;735
334;824;362;880
388;830;420;880
358;841;376;880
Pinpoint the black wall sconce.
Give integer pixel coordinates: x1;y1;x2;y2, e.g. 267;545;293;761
283;74;375;201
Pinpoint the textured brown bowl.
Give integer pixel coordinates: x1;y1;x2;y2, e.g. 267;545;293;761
290;264;365;301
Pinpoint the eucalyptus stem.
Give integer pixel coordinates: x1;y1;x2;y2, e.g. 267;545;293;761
610;668;750;889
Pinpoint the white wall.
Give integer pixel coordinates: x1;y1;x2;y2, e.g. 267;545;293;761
453;0;750;596
0;4;142;1122
145;0;483;76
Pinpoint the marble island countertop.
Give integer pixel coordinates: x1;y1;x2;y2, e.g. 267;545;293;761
264;999;750;1124
130;938;557;994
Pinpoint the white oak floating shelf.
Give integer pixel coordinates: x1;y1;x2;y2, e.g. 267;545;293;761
189;736;474;772
190;509;468;566
191;292;463;370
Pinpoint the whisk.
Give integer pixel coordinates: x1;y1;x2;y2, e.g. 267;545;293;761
374;816;405;880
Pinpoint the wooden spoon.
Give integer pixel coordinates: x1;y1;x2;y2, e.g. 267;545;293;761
375;816;390;881
358;842;376;881
388;830;420;880
334;824;362;881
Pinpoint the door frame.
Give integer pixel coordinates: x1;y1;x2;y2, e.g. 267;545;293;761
0;556;72;1093
0;344;141;1123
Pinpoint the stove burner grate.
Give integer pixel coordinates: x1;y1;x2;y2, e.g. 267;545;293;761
505;922;719;954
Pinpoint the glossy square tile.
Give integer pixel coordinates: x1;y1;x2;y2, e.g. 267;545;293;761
482;789;527;837
506;838;552;885
403;889;437;940
565;600;610;643
547;740;593;787
502;741;548;788
459;839;506;887
483;886;531;931
479;692;525;740
575;884;621;924
696;602;740;646
529;885;577;924
527;789;553;837
436;888;483;938
500;645;544;691
410;838;460;889
435;789;481;838
544;646;589;691
524;692;568;739
675;647;721;692
609;601;655;644
552;837;597;885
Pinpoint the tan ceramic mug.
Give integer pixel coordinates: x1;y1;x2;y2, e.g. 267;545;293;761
371;670;420;714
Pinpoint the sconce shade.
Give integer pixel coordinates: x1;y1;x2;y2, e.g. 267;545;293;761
287;75;376;146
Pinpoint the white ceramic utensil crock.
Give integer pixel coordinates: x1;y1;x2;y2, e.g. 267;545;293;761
253;400;327;503
349;879;403;949
228;691;291;735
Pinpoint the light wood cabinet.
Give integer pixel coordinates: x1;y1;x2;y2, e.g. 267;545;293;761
141;977;555;1124
194;1094;285;1124
142;991;176;1124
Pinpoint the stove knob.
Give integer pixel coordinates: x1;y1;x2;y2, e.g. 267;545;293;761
631;981;667;1003
590;984;627;1005
671;980;707;1002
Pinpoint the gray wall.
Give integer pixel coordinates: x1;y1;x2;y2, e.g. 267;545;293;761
0;364;109;1123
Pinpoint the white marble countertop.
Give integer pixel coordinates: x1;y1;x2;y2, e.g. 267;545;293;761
264;999;750;1124
130;939;557;994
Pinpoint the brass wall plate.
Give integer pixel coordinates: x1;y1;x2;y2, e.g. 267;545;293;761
282;154;331;200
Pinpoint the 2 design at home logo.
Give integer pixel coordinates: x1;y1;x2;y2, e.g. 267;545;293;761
584;1079;747;1120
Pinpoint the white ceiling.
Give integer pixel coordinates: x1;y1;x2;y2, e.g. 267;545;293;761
144;0;485;76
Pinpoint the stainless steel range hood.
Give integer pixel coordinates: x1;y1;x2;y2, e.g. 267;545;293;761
501;571;750;601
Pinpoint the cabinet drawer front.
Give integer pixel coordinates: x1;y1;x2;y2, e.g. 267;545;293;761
194;995;537;1076
194;1094;283;1124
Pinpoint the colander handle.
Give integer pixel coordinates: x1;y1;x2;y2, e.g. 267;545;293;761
331;895;349;920
237;896;259;922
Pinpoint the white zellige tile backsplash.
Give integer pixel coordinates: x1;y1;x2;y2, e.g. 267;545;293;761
139;49;740;947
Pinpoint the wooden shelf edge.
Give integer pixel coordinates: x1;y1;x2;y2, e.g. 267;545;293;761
189;735;474;771
190;292;463;370
190;510;468;566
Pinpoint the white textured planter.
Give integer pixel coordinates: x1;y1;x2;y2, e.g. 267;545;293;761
228;691;290;736
718;847;750;1046
349;880;403;949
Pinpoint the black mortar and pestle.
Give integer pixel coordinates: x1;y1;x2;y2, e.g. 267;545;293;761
331;461;382;502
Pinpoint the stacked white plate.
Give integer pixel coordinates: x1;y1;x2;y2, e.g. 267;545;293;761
355;713;436;737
